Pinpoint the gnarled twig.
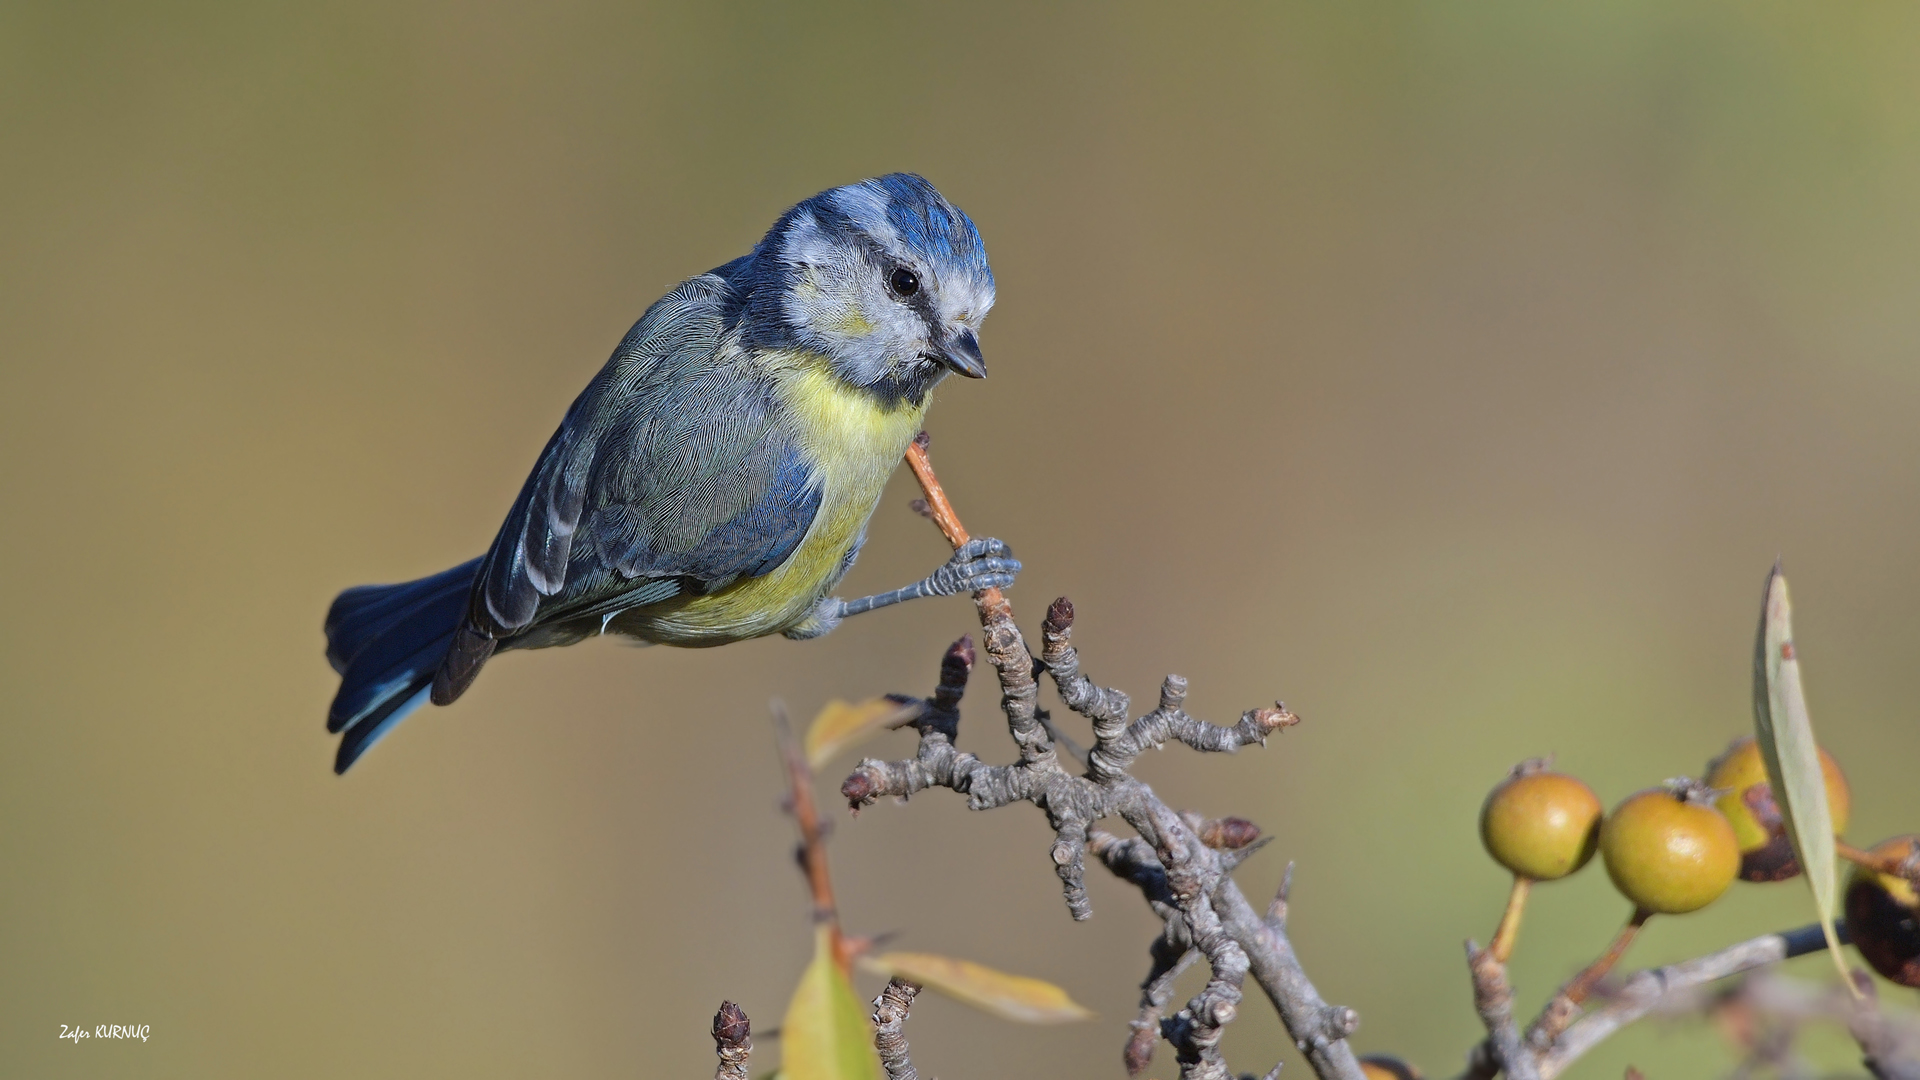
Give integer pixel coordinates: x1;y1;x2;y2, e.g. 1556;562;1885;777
872;977;923;1080
841;435;1363;1080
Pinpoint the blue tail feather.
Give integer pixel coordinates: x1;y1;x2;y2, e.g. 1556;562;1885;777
333;684;432;774
324;558;481;773
326;559;480;675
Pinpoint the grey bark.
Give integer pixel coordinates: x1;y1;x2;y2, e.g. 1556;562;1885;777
843;597;1361;1080
872;978;923;1080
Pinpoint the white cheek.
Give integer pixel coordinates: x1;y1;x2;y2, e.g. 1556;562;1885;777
835;295;924;385
784;274;923;385
873;301;927;351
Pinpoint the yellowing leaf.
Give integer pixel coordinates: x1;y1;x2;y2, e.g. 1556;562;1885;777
1752;565;1850;990
805;698;920;770
859;952;1094;1025
781;927;881;1080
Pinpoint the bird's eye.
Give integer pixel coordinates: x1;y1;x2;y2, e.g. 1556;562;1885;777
888;266;920;298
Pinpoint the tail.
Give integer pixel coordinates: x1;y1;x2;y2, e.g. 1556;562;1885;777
324;558;482;774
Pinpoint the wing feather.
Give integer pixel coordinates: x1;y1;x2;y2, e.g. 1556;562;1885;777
464;268;821;643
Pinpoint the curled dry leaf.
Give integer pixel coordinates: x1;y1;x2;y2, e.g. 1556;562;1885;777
859;952;1095;1025
806;698;924;771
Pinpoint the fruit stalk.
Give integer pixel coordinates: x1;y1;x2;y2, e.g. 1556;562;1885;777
1526;907;1651;1049
1560;907;1650;1007
1838;838;1920;883
1488;876;1531;965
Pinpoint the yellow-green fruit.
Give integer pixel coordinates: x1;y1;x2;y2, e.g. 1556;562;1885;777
1480;770;1603;881
1359;1055;1421;1080
1599;788;1740;914
1705;736;1851;882
1844;835;1920;988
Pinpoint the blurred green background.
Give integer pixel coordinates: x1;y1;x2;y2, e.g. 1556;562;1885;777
4;2;1918;1077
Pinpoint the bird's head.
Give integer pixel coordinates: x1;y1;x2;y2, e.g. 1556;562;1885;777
751;174;995;402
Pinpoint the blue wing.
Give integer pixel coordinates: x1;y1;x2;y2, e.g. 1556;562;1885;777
459;264;821;650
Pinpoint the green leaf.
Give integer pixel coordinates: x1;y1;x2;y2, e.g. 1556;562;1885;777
804;698;922;771
1752;564;1851;990
780;928;882;1080
859;952;1094;1024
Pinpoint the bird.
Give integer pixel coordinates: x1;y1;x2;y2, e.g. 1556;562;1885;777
322;174;1018;774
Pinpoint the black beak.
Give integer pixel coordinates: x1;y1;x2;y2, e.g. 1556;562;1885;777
938;328;987;379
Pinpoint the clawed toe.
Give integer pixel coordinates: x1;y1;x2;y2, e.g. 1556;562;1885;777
939;537;1021;594
955;536;1012;561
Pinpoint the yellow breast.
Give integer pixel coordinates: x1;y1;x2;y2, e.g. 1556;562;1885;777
627;353;930;645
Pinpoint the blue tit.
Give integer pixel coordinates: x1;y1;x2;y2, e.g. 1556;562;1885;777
322;174;1019;773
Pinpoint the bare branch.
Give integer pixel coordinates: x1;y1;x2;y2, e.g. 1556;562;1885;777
837;437;1366;1080
872;977;923;1080
1126;929;1198;1076
1213;872;1361;1078
1097;680;1297;776
1847;974;1920;1080
1042;596;1130;740
1465;943;1541;1080
1531;921;1920;1079
772;701;849;969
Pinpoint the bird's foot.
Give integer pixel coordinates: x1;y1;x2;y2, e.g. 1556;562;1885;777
922;537;1021;597
788;538;1022;638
